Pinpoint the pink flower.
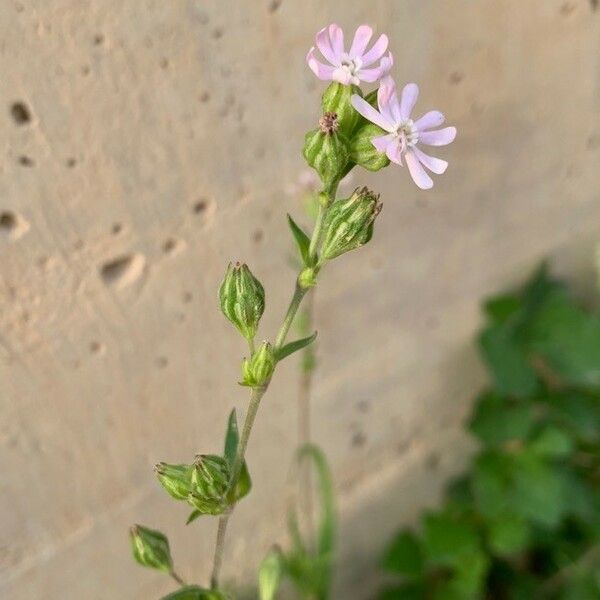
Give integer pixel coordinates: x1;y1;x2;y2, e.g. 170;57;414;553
351;77;457;189
307;24;392;86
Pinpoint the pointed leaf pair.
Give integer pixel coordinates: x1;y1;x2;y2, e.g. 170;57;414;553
287;214;312;267
275;331;318;362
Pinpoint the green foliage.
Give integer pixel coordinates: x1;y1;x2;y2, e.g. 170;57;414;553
377;264;600;599
274;331;318;362
258;444;336;600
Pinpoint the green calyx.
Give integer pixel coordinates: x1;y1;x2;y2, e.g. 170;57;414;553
241;341;276;388
303;122;349;193
219;262;265;341
130;524;173;572
188;455;231;516
350;123;391;172
322;82;361;137
155;462;194;500
320;187;382;261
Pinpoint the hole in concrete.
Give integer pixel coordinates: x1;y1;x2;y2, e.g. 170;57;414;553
252;229;263;244
111;222;123;235
93;33;104;45
0;211;30;240
66;157;77;168
89;341;105;355
193;198;208;214
212;27;223;39
182;291;193;303
18;155;34;167
100;253;145;288
10;102;31;125
199;92;211;103
268;0;282;12
156;356;169;368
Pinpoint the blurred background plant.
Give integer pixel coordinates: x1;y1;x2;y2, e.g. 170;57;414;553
376;264;600;600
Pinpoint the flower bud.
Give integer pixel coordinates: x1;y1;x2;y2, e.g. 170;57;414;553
188;455;231;516
241;341;276;388
303;117;350;192
322;82;361;137
350;123;391;172
298;267;318;289
219;262;265;341
320;187;382;260
155;462;193;501
130;524;173;572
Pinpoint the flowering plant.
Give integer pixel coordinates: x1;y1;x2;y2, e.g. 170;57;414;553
130;23;455;599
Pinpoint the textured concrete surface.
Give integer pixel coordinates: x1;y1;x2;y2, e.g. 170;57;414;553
1;1;599;598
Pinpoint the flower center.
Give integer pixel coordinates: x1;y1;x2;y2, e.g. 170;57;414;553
340;55;362;76
394;120;419;152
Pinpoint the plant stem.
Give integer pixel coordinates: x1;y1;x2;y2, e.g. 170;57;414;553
209;188;335;590
169;570;186;586
211;387;265;588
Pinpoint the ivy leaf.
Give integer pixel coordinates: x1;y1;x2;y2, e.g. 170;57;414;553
381;530;424;577
469;391;534;446
528;425;573;458
487;512;530;556
422;512;480;566
287;214;311;267
274;331;317;362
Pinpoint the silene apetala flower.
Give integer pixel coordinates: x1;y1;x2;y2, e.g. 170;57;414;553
351;77;457;189
307;23;392;85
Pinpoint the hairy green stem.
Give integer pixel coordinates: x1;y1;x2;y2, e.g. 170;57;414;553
210;187;336;590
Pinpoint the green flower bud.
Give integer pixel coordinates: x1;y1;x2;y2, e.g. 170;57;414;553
155;462;193;501
130;524;173;572
320;187;382;261
298;266;318;289
303;114;349;192
322;82;361;137
241;341;276;388
188;455;230;515
350;123;391;172
219;262;265;340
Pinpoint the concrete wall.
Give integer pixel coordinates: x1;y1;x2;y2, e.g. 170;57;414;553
1;1;599;598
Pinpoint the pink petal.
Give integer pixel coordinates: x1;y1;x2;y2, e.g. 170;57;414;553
315;26;338;65
351;94;395;132
379;53;394;77
328;23;345;59
349;25;373;58
415;111;445;131
399;83;419;121
385;140;403;165
361;33;389;66
413;147;448;174
405;150;434;189
307;48;336;80
419;126;457;146
378;77;401;123
358;66;386;83
371;133;396;153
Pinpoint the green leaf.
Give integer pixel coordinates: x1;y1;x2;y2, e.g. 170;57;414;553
274;331;317;362
546;390;600;443
479;325;539;397
258;547;284;600
483;293;522;324
376;581;427;600
287;214;312;267
233;461;252;502
472;450;513;518
449;550;490;597
423;512;480;566
529;425;574;458
487;512;530;555
223;409;240;466
161;587;225;600
469;391;534;446
186;510;202;525
381;530;424;577
525;291;600;388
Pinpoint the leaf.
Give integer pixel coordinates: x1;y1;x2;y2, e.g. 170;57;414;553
381;530;424;577
469;391;534;446
258;547;284;600
422;512;480;566
487;512;530;556
525;292;600;388
479;325;539;397
483;293;522;324
274;331;317;362
529;425;573;458
161;587;224;600
472;450;513;519
287;214;311;266
233;461;252;501
376;581;427;600
223;409;240;466
186;510;202;525
449;550;490;597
